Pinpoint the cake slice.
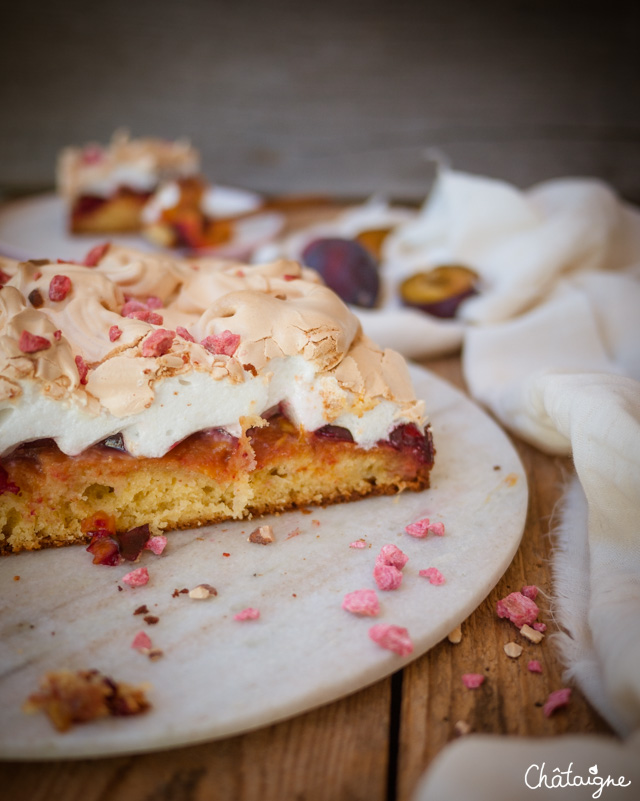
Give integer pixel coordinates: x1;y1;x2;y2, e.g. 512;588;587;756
57;131;200;234
0;246;434;555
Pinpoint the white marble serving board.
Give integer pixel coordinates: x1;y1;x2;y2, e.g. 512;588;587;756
0;366;527;760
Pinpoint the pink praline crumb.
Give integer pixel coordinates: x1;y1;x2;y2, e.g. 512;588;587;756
521;585;539;600
376;544;408;570
419;567;446;585
349;540;366;549
200;330;240;356
373;563;403;591
234;607;260;621
342;589;380;617
145;535;167;555
131;631;152;651
109;325;122;342
527;660;543;674
405;518;445;538
462;673;485;689
543;688;571;717
141;329;175;358
496;591;539;628
533;621;547;632
122;567;150;588
368;624;413;657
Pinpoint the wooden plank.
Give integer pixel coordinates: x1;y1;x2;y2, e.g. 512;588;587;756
395;356;614;801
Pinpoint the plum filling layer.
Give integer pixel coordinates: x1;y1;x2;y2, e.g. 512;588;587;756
71;187;153;221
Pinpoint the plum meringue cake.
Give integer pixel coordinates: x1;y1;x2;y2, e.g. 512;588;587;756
0;246;434;555
57;131;200;234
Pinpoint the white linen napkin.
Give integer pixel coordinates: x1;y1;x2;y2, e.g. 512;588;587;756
394;169;640;798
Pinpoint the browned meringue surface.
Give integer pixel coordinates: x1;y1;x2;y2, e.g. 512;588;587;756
0;245;426;458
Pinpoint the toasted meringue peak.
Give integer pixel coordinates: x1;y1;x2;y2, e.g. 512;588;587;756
0;246;426;457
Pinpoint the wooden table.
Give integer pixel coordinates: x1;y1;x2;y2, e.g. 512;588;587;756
0;203;614;801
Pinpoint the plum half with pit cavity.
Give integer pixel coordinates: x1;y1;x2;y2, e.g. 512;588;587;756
399;265;478;318
301;237;380;308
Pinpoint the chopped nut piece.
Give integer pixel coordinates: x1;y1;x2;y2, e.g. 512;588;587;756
148;649;164;661
503;641;523;658
520;624;544;644
454;720;472;737
188;584;218;600
447;625;462;644
248;525;275;545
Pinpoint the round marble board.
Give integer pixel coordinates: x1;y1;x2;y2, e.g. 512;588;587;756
0;365;527;759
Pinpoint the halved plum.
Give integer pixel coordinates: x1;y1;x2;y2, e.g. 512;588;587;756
399;265;478;318
301;237;380;308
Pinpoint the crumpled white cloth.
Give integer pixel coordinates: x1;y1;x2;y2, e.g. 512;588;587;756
397;169;640;798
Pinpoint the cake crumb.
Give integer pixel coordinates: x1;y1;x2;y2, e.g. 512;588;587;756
189;584;217;600
248;525;275;545
143;615;159;625
285;527;301;540
23;669;150;732
133;605;149;616
520;624;544;643
503;642;523;658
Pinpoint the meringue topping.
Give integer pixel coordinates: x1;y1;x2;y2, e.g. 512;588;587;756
0;247;426;458
57;130;200;201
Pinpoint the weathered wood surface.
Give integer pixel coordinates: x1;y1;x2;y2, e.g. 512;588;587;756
1;0;639;201
0;354;613;801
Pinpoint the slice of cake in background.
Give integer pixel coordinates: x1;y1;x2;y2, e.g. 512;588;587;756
0;246;434;555
56;131;200;234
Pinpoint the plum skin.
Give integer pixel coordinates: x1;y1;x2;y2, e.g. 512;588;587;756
301;237;380;308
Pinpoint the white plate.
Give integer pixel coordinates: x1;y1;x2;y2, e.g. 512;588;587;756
0;191;283;263
0;365;527;759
